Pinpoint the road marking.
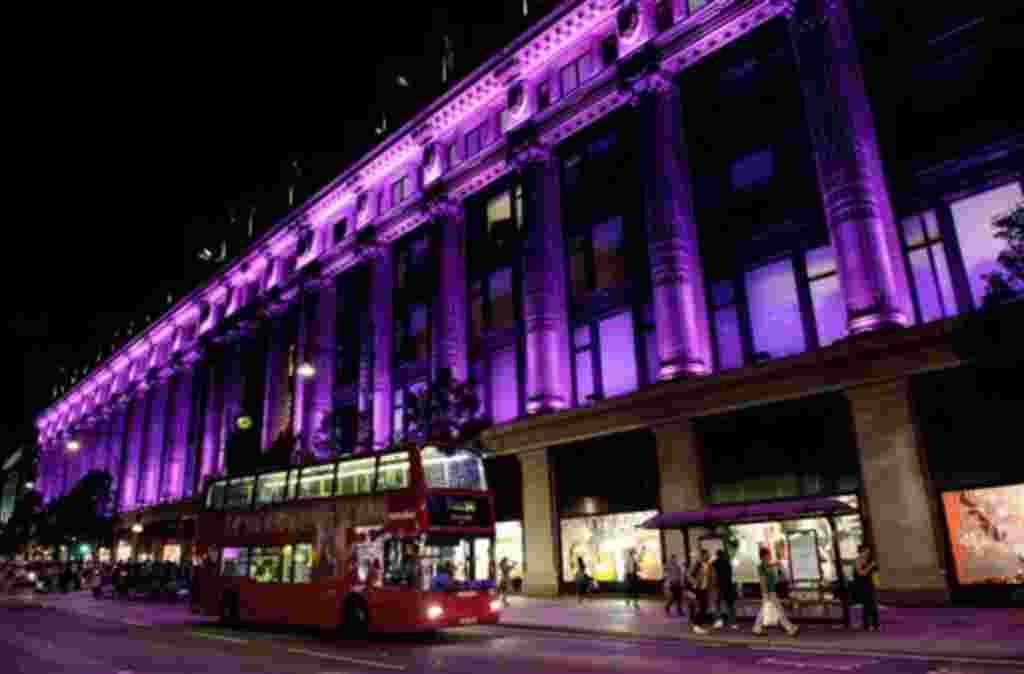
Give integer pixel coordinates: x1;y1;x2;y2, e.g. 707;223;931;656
287;647;407;671
757;646;1024;669
758;656;879;671
191;631;250;645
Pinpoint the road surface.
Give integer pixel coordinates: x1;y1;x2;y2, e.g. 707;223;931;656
1;604;1020;673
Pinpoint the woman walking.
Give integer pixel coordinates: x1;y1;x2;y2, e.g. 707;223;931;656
855;545;881;631
753;548;798;636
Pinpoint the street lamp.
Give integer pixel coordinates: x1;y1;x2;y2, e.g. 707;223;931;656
65;438;81;452
297;362;317;379
131;523;143;534
25;481;35;490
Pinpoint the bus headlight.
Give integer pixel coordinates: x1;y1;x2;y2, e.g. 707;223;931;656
490;599;502;612
28;572;37;582
426;605;444;621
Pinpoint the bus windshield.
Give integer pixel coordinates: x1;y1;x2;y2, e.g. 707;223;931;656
422;448;487;491
381;534;494;592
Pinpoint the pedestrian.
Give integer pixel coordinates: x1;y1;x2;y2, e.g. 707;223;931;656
712;549;738;629
753;547;798;636
498;557;516;607
855;544;881;632
687;550;713;634
664;554;685;617
624;549;640;609
575;557;591;603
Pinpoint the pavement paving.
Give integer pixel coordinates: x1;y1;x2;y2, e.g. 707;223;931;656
497;595;1024;662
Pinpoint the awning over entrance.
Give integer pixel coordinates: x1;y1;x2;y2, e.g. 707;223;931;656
638;496;856;530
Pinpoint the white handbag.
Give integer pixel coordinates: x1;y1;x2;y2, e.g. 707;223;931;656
760;599;780;627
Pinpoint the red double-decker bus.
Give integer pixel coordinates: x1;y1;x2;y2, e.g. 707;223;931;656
191;445;501;633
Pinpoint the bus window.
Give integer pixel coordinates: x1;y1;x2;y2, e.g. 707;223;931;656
422;448;488;491
225;477;255;510
287;470;300;500
282;545;294;583
376;452;410;491
221;547;249;577
255;472;288;505
337;458;375;496
297;464;335;499
207;481;227;509
249;547;284;583
421;535;495;590
292;543;313;583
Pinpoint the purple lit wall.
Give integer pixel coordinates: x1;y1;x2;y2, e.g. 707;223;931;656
140;381;170;505
165;371;194;501
120;394;146;511
372;252;394;447
200;359;224;483
308;285;337;456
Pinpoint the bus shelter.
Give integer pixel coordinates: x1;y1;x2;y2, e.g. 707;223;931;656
639;497;856;627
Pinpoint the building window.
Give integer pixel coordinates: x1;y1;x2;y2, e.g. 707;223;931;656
466;123;485;159
805;245;845;347
687;0;709;15
537;80;552;110
559;51;594;99
334;218;348;244
448;141;461;170
391;176;409;206
709;281;745;371
730;148;774;192
947;182;1023;308
745;258;806;360
900;209;958;324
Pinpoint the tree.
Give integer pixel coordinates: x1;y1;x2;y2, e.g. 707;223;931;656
984;201;1024;305
32;471;115;556
0;490;43;558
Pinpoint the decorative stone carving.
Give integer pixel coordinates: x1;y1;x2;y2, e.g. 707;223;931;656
617;1;641;41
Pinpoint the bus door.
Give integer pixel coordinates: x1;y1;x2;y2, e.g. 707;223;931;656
369;536;424;630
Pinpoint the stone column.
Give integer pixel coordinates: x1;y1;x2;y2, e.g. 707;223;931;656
371;250;394;448
107;408;128;509
847;378;949;604
307;283;338;457
200;357;224;483
516;144;571;413
120;391;149;511
518;449;561;597
165;370;194;501
292;292;312;448
220;342;244;470
653;420;706;563
789;0;912;334
637;73;712;379
261;315;292;451
431;199;469;383
140;379;171;505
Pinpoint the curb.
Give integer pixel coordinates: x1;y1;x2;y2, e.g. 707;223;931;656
496;621;1024;665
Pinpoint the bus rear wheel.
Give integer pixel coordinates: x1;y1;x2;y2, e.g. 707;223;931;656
219;593;240;626
341;597;369;638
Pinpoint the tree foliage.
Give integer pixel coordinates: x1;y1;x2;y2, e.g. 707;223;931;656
984;201;1024;304
0;490;43;557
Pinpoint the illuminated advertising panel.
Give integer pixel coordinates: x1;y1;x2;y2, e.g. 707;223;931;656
942;484;1024;586
560;511;663;583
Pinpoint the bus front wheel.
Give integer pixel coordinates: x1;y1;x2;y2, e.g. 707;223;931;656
219;593;240;626
342;597;369;637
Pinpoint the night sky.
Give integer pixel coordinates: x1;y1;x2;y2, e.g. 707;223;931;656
6;3;556;450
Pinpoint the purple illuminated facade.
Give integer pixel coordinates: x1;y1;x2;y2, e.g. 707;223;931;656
34;0;1022;600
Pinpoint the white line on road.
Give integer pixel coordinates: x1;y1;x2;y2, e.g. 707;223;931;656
757;645;1024;669
287;647;407;671
191;631;251;645
758;656;879;671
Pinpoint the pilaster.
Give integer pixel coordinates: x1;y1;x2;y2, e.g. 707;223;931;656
141;378;171;505
788;0;912;334
220;342;244;469
515;138;571;414
120;393;148;511
518;449;561;597
653;419;706;563
371;250;394;448
165;369;194;501
847;377;950;605
200;354;224;482
108;407;128;508
636;72;712;379
430;197;469;383
261;314;292;451
308;283;338;457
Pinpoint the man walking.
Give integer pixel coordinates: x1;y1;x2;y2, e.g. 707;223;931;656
687;550;713;634
664;554;685;617
712;549;738;629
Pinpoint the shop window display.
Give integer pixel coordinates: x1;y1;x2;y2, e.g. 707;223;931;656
560;511;663;583
495;521;524;580
942;483;1024;586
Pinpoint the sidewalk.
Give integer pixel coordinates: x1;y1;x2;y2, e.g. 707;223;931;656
498;595;1024;661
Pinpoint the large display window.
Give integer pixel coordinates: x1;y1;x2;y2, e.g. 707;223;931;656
495;521;524;579
720;495;863;586
942;484;1024;586
560;511;663;583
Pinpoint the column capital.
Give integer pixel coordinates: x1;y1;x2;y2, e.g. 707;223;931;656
626;69;676;107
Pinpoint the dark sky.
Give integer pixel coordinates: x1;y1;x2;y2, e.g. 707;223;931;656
6;3;557;450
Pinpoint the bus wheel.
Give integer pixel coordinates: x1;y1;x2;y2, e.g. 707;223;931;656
342;597;369;637
219;593;240;626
